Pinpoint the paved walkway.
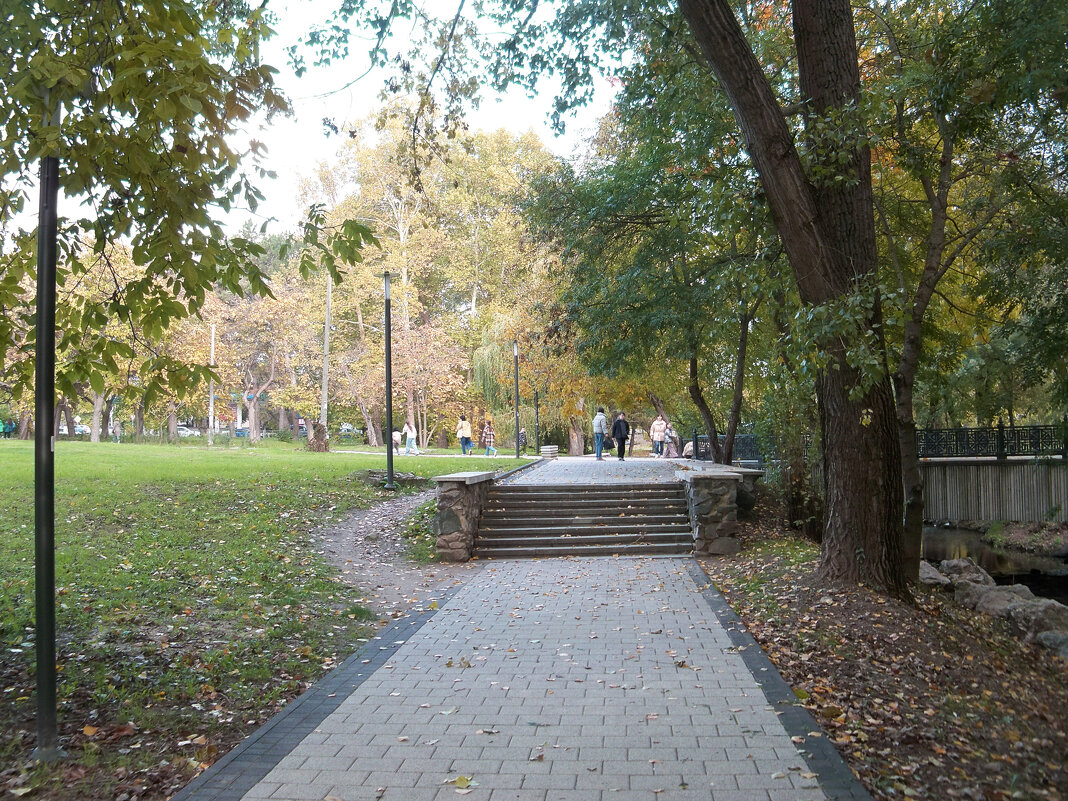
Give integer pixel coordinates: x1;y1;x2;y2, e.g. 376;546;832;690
502;455;754;487
176;555;870;801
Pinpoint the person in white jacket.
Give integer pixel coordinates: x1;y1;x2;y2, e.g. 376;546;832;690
649;414;668;458
592;407;609;461
402;420;419;455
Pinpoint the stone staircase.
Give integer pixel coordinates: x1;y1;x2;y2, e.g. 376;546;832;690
475;483;693;558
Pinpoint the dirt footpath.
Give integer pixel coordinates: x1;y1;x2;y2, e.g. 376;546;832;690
316;489;481;620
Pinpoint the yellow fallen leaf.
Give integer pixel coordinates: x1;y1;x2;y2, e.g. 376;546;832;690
82;725;99;737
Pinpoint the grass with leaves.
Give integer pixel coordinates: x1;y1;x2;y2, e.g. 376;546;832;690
0;440;520;800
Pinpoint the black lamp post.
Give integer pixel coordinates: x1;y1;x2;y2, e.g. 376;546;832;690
513;340;520;459
383;272;396;490
34;97;62;762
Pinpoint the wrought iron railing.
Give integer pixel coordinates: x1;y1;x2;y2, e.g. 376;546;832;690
688;423;1067;462
916;423;1066;459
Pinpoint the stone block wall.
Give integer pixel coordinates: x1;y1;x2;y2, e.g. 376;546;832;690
434;477;492;562
683;473;742;556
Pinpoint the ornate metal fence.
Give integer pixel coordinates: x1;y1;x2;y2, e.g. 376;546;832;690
689;424;1067;462
916;424;1066;459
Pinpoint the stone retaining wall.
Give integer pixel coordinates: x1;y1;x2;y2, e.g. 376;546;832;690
679;467;763;556
432;472;495;562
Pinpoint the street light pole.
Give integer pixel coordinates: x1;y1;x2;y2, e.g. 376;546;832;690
34;96;62;762
383;272;396;490
513;340;520;459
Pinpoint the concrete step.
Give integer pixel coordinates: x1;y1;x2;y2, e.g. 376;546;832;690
478;522;691;538
475;540;693;559
480;513;690;527
475;480;692;558
491;484;683;496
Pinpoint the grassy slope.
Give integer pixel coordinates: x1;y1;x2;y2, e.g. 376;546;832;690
0;440;518;799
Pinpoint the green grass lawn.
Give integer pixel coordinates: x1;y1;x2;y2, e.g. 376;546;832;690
0;439;521;799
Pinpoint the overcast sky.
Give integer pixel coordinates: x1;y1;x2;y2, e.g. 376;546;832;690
235;3;615;232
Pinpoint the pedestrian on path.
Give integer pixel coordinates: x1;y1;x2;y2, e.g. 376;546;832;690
649;413;667;457
391;428;401;455
592;407;608;460
611;411;630;461
481;419;498;456
664;422;679;458
455;415;473;455
402;420;419;454
517;426;527;454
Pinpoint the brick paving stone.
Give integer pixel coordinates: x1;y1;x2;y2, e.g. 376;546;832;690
177;556;871;801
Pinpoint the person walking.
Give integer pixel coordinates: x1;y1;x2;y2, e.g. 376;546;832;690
517;427;528;455
391;428;402;455
402;420;419;455
611;411;630;461
664;422;679;458
455;415;473;455
482;419;498;456
592;407;608;460
649;414;668;458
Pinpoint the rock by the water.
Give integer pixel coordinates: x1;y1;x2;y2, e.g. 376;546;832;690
975;584;1034;618
706;537;742;556
1035;631;1068;659
919;560;951;587
954;579;994;610
940;557;996;586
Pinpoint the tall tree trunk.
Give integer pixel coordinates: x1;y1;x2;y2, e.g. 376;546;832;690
688;354;725;463
723;307;756;464
567;415;585;455
134;400;144;439
18;410;31;439
90;391;106;442
357;396;379;447
681;0;907;597
278;408;289;431
649;393;668;420
61;399;75;437
168;401;178;442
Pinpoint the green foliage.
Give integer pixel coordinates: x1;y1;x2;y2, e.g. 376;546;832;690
0;1;289;403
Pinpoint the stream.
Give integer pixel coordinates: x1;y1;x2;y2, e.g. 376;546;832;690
922;527;1068;605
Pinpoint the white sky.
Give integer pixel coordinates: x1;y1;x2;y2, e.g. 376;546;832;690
232;3;615;232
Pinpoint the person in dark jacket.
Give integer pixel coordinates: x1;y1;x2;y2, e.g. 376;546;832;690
610;412;630;461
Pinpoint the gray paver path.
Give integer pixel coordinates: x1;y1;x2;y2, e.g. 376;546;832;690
178;556;870;801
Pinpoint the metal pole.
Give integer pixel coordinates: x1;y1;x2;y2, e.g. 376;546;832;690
207;323;215;446
320;273;332;428
513;340;520;459
533;389;539;452
383;272;396;490
34;101;61;762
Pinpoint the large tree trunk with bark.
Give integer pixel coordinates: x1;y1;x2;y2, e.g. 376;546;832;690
60;400;75;438
723;306;757;464
688;355;725;463
567;415;585;455
90;391;106;442
681;0;907;596
18;411;31;439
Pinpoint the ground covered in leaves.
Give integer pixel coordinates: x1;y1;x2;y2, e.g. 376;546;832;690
0;443;515;801
700;497;1068;801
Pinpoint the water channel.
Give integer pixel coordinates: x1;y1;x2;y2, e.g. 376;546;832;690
922;527;1068;605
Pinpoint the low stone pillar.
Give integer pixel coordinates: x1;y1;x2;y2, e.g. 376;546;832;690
678;466;763;556
432;471;496;562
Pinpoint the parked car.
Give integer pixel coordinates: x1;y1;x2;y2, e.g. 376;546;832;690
74;423;90;435
234;427;250;437
339;423;354;434
175;425;197;437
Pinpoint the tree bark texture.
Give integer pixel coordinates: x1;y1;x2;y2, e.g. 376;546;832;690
681;0;907;596
688;354;724;463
